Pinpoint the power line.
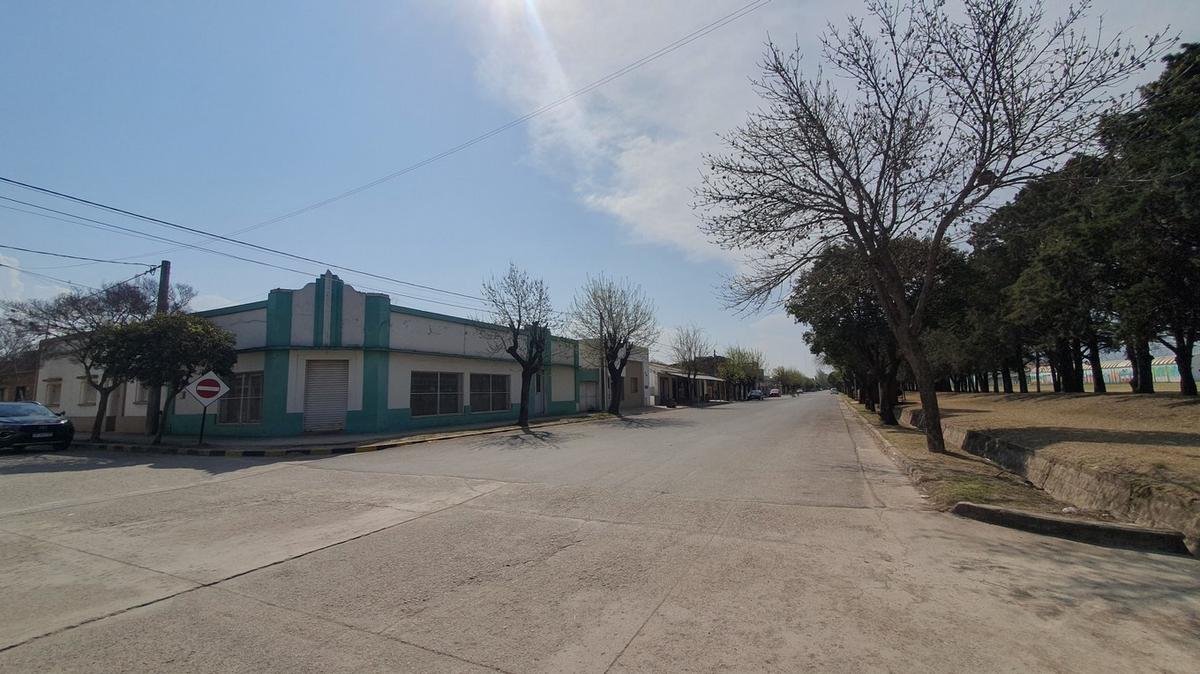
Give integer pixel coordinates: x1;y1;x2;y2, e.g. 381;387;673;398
224;0;774;236
0;177;489;303
0;196;490;313
0;244;157;268
0;262;96;291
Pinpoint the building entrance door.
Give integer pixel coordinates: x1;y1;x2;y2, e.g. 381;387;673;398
303;360;349;432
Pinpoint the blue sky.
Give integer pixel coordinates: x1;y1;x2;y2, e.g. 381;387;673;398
3;1;1197;372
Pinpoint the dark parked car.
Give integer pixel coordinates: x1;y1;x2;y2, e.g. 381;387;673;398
747;389;765;400
0;402;74;450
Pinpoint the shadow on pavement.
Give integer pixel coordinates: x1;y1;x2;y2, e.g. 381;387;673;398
0;449;284;477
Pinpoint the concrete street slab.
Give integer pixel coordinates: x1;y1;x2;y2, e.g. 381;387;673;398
611;531;1198;673
225;506;713;672
0;465;502;583
0;450;284;516
0;588;494;673
469;482;732;533
0;531;195;649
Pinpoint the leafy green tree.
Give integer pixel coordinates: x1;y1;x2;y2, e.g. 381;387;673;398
119;314;237;444
719;346;765;399
1102;44;1200;395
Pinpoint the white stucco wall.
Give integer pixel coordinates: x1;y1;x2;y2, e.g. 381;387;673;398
291;283;317;347
389;313;511;359
207;308;267;350
386;352;523;412
551;338;575;365
341;285;366;347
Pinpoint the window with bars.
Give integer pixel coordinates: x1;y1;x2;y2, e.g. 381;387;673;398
218;372;263;424
411;371;461;416
469;374;510;413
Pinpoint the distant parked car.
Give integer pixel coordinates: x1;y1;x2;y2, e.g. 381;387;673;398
747;389;765;400
829;387;838;394
0;402;74;450
769;388;781;397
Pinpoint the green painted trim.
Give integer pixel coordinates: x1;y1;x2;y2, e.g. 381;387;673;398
363;295;390;348
346;350;389;433
265;290;293;347
194;300;268;318
577;370;599;382
313;274;326;347
261;350;295;432
330;277;344;347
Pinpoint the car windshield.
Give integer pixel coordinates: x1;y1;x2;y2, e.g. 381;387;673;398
0;402;58;419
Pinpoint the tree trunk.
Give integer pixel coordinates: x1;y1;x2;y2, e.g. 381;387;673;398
1134;338;1155;394
979;371;990;393
1174;335;1197;396
878;367;899;426
1087;335;1106;393
1001;366;1013;394
1050;362;1060;392
518;368;534;426
153;386;175;445
1034;351;1042;392
1071;339;1085;393
90;387;111;442
607;366;624;415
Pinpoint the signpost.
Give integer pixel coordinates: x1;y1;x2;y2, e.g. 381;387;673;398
184;371;229;446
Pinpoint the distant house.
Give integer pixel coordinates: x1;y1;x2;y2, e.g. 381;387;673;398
0;350;37;403
577;341;650;412
649;361;729;405
34;272;585;437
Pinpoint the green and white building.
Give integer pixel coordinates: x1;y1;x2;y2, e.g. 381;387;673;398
38;272;598;437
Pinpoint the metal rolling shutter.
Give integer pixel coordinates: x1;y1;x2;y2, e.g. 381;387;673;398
303;360;348;432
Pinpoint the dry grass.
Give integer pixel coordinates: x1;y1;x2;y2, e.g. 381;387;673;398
847;400;1102;518
925;393;1200;497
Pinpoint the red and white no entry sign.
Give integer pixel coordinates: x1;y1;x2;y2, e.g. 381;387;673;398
185;371;230;406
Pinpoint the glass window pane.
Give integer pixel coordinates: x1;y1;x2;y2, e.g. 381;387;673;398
439;373;460;394
438;392;459;414
411;394;437;416
492;392;508;412
412;372;438;394
470;374;487;393
470;392;489;411
495;375;509;392
245;396;262;423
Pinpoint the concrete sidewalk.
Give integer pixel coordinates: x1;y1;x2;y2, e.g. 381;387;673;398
67;407;682;457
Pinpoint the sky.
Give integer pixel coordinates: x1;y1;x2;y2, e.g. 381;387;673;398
2;0;1198;373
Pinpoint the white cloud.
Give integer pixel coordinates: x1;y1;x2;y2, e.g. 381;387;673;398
744;312;819;375
0;255;24;301
442;0;825;262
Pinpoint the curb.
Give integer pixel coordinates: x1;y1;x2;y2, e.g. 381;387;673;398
838;397;934;494
951;501;1194;557
68;442;377;458
69;414;616;458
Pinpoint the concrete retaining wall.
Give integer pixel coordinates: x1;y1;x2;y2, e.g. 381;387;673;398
900;407;1199;545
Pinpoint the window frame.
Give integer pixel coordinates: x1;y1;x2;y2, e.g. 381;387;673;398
469;373;510;413
410;371;462;417
44;379;62;407
217;372;264;425
78;377;97;405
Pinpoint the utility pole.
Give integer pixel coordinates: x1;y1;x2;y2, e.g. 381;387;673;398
597;311;605;411
144;260;170;435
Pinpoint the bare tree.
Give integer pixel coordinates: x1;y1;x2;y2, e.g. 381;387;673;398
5;283;152;439
670;324;714;403
697;0;1166;452
570;275;660;415
480;263;559;426
0;319;36;374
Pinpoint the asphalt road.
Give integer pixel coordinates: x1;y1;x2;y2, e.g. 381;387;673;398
1;395;1197;672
